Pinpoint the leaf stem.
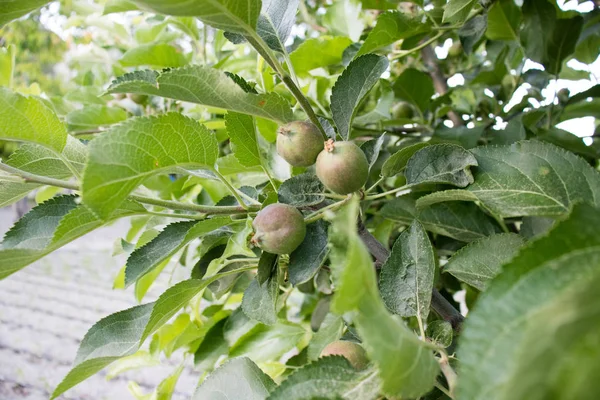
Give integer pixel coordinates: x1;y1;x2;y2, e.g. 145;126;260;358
364;186;411;201
145;211;205;220
0;161;79;190
365;177;385;195
212;168;250;209
438;350;458;397
391;32;444;60
304;195;353;224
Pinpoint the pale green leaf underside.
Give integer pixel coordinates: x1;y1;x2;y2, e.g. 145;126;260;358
444;233;524;290
131;0;261;34
331;54;389;140
458;204;600;400
0;87;68;152
467;141;600;218
267;356;380;400
106;66;293;123
0;195;146;280
82;112;219;219
193;357;276;400
380;221;435;319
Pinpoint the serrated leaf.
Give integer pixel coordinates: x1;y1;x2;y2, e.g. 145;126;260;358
194;318;229;372
357;10;429;56
226;112;262;167
331;54;389;140
307;313;344;361
125;218;232;287
380;221;435;319
257;0;300;53
290;36;353;76
0;87;67;152
50;303;154;399
120;43;189;68
381;196;501;242
289;220;329;285
328;199;439;397
131;0;261;35
193;357;276;400
467;141;600;218
443;0;478;24
82;113;218;219
444;233;524;290
426;320;453;348
486;0;521;41
106;66;293;123
415;189;479;210
242;273;279;325
458;204;600;400
381;142;430;177
257;251;277;284
405;144;478;187
268;357;380;400
393;69;434;113
0;196;145;279
360;134;385;172
278;173;324;206
66;105;128;131
0;0;51;27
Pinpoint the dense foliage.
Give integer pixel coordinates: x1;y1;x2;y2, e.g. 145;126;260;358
1;0;599;399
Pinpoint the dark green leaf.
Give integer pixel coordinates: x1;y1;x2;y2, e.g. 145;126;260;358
289;220;329;285
257;251;278;284
194;318;229;372
393;69;434;113
278;173;325;207
257;0;299;53
459;15;487;54
381;142;430;177
405;144;478;187
426;320;453;348
443;0;478;24
331;54;389;140
486;0;521;41
242;272;279;325
380;221;436;319
357;11;429;56
360;134;386;172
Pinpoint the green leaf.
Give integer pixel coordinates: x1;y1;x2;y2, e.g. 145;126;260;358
444;233;524;290
381;196;501;242
380;221;435;319
289;220;329;285
381;142;430;177
267;357;380;400
106;67;293;123
0;87;67;152
131;0;261;35
426;320;453;348
491;117;526;145
104;0;139;14
331;54;389;140
328;199;439;397
393;69;434;113
242;273;279;325
458;204;600;400
0;196;145;279
125;218;232;287
486;0;521;41
357;11;429;56
257;0;299;53
405;144;478;188
520;0;584;74
50;303;155;399
278;173;324;207
194;318;230;372
0;45;15;86
360;134;386;172
290;36;353;76
257;251;277;284
323;0;365;41
193;357;276;400
415;189;479;209
307;313;344;361
467;141;600;218
458;15;487;54
0;0;51;27
66;105;128;131
120;43;189;68
226;112;262;168
82;113;219;219
443;0;477;24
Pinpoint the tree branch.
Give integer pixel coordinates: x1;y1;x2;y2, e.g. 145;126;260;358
421;45;463;127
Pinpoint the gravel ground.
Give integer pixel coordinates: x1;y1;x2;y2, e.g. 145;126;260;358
0;207;199;400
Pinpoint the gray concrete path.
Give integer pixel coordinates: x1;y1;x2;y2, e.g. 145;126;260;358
0;208;198;400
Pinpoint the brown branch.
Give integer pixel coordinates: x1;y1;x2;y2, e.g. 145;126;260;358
421;45;464;127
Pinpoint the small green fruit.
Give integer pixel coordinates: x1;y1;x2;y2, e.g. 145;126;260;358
129;94;149;105
391;102;414;119
316;140;369;195
277;121;324;167
557;88;570;104
251;203;306;255
448;41;462;57
321;341;369;370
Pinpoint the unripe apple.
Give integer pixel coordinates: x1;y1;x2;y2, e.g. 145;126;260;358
448;41;462;57
277;121;324;167
316;140;369;195
251;203;306;255
321;340;369;370
391;102;414;119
